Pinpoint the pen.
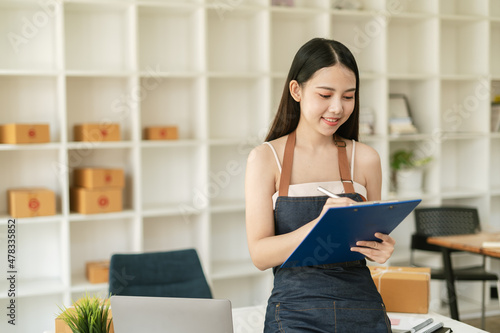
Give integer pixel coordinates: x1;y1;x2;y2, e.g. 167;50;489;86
317;186;341;198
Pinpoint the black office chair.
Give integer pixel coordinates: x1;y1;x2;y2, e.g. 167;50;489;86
410;207;497;329
108;248;212;299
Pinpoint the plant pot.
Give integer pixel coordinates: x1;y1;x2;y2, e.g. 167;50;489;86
396;169;424;196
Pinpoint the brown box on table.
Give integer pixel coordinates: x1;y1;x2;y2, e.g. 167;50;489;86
369;266;430;314
8;188;56;218
74;168;125;189
144;126;179;140
86;260;110;284
70;187;122;214
0;123;50;144
74;123;121;142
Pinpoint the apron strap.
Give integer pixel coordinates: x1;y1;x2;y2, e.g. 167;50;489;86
334;134;355;194
279;131;357;196
278;131;295;197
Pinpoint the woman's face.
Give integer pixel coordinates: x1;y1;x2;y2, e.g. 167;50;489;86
291;64;356;137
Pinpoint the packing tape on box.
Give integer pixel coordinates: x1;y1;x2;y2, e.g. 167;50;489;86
371;267;431;294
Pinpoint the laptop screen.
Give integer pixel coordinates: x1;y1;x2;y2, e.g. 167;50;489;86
110;295;234;333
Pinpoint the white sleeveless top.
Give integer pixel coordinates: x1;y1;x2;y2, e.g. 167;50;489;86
265;140;368;209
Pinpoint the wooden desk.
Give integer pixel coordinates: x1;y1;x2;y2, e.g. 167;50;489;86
427;232;500;322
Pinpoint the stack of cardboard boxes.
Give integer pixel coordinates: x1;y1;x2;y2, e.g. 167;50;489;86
70;168;124;214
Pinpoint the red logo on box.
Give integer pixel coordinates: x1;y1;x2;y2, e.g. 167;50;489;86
100;129;108;137
29;198;40;211
105;174;112;183
98;196;109;208
160;129;166;137
28;128;36;138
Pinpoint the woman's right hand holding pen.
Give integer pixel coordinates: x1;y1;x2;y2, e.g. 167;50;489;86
317;186;356;220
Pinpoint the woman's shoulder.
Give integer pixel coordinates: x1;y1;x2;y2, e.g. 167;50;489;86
247;136;286;168
353;140;381;167
248;136;286;161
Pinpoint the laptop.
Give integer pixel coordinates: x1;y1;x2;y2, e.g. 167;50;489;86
110;295;234;333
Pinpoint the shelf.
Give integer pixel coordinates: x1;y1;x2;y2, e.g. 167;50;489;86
142;203;204;217
439;14;487;22
69;210;135;222
0;214;63;225
440;19;489;76
0;69;59;76
141;145;204;209
141;139;200;148
440;188;488;199
138;5;202;73
388;133;435;142
0;3;59;72
440;79;490;133
207;7;266;74
439;0;488;17
66;141;135;150
70;274;108;294
209;199;246;213
0;143;61;151
208;77;268;140
65;70;134;78
0;75;61;142
140;77;204;140
64;2;133;72
143;215;205;253
0;278;64;299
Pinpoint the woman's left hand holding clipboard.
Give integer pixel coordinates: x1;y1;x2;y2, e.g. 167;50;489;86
350;233;396;264
317;186;396;264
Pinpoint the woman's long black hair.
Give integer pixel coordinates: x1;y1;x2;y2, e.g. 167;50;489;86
265;38;360;142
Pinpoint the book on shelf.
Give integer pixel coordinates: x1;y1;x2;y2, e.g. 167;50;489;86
492;103;500;132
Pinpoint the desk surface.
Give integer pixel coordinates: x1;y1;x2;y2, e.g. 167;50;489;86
44;304;488;333
232;305;489;333
427;232;500;258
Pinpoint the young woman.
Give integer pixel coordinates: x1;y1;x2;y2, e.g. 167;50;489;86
245;38;395;332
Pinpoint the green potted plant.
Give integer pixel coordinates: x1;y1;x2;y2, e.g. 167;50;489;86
57;293;113;333
390;149;432;196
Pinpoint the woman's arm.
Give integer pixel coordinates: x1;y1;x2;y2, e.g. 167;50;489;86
245;144;354;270
350;143;395;264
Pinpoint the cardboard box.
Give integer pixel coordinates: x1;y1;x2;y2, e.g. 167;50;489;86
144;126;178;140
8;188;56;218
369;266;430;314
56;304;114;333
0;123;50;144
74;123;121;142
74;168;125;189
70;187;122;214
86;260;110;284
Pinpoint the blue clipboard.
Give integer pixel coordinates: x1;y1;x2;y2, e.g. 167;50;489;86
281;199;422;268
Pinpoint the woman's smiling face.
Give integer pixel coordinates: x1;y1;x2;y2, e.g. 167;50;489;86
291;64;356;137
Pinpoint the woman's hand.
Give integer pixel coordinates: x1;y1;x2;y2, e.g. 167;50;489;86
350;233;395;264
318;197;356;220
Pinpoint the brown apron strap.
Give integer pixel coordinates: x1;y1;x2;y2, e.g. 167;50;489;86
278;131;296;197
334;134;355;194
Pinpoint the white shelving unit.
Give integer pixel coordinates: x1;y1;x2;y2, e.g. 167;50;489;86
0;0;499;331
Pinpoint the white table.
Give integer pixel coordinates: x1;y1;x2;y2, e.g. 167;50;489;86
232;304;489;333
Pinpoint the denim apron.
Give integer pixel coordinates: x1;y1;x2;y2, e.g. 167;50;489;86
264;132;391;333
